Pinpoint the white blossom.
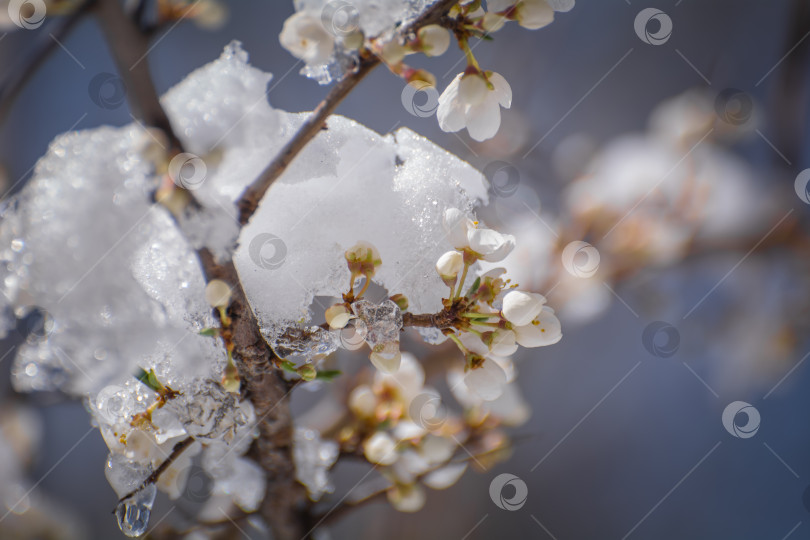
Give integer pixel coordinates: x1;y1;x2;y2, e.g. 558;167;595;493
279;11;335;65
370;342;402;373
363;432;399;465
348;385;377;418
501;290;547;326
437;72;512;141
464;357;508;401
442;208;516;261
387;483;426;512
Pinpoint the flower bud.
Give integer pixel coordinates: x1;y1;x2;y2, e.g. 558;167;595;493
204;279;232;308
325;304;353;329
380;39;408;65
517;0;554;30
363;432;398;465
192;0;228;30
345;241;382;278
221;361;240;393
387;483;426;512
417;25;450;57
370;342;402;374
349;385;377;418
405;68;437;88
389;294;409;311
481;12;507;33
341;30;365;50
435;250;464;287
298;364;317;382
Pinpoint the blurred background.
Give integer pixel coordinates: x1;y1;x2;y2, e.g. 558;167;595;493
2;0;810;538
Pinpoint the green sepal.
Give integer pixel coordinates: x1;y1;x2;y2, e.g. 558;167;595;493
280;360;297;373
315;369;342;381
134;367;163;393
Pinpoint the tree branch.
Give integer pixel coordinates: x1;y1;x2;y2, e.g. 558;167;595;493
93;0;183;152
91;3;304;536
236;0;461;225
197;249;306;540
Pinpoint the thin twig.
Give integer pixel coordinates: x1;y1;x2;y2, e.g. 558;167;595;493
0;0;94;126
114;436;195;506
236;0;460;225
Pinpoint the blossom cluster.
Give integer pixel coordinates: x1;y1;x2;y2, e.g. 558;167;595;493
279;0;575;141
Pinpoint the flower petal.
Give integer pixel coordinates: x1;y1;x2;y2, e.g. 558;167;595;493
459;331;490;357
514;306;562;347
488;72;513;108
490;329;519;357
502;290;546;326
468;227;515;261
437;74;467;133
442;208;473;249
465;99;502;141
464;357;507;401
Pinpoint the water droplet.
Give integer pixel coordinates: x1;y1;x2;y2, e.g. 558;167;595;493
115;484;156;537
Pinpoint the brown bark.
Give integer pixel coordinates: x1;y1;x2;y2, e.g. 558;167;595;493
198;250;307;540
94;0;183;152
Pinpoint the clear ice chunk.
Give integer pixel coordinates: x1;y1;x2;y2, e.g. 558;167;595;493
269;324;339;361
351;299;402;347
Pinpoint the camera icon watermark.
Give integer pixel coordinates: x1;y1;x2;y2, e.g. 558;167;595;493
320;0;359;37
794;169;810;204
89;73;127;110
408;392;447;431
484;160;520;198
248;233;287;270
561;240;600;278
168;153;207;191
641;321;680;358
337;318;367;350
634;8;672;46
722;401;760;439
8;0;46;29
714;88;753;126
401;81;440;118
489;473;528;511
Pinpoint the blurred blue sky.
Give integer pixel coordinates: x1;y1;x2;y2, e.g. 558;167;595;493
2;1;810;539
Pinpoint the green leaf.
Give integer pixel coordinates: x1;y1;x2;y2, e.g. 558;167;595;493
199;327;219;337
315;369;342;381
